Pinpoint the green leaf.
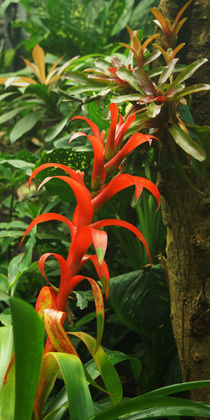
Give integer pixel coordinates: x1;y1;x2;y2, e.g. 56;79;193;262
10;110;45;143
112;93;144;104
0;106;27;124
0;354;15;420
0;159;34;175
170;58;208;89
49;353;94;420
111;0;135;36
10;298;44;420
86;348;142;382
169;123;207;161
146;102;162;118
45;116;69;142
90;394;210;419
71;332;123;405
116;68;143;92
109;267;169;334
173;83;210;100
0;325;13;390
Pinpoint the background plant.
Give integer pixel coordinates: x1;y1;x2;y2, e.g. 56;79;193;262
0;0;210;417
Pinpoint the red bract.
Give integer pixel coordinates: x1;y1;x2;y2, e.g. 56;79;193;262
70;103;157;190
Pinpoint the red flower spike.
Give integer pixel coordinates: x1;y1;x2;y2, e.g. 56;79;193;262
81;255;110;299
43;309;78;355
19;213;75;247
105;133;157;175
92;173;160;212
28;162;86;189
38;176;94;228
35;286;58;318
69;275;105;350
91;218;152;266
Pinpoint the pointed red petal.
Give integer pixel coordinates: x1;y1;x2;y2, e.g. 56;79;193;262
19;213;75;247
91;218;152;266
92;173;160;211
105;133;157;174
38;253;70;297
43;309;78;355
81;255;110;299
35;286;57;318
70;275;104;349
38;176;94;228
28;162;85;189
71;116;101;139
70;131;106;190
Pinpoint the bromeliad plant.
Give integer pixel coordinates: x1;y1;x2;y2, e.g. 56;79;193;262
0;45;76;144
1;104;210;420
66;0;210;187
1;103;160;419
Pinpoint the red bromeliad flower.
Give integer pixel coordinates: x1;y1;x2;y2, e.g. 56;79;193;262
18;124;160;417
70;103;158;190
20;161;160;315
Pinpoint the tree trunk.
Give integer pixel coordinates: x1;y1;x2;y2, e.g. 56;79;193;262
158;0;210;405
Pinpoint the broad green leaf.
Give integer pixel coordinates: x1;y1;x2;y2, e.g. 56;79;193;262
0;0;19;14
48;353;94;420
10;110;45;143
109;267;169;334
169;123;206;161
0;289;10;303
144;380;210;398
0;326;13;390
133;68;156;95
86;348;141;382
111;0;135;36
10;298;44;420
71;332;123;405
0;355;15;420
170;58;208;89
116;68;143;92
146;102;162;118
158;58;178;85
43;403;68;420
0;221;28;230
173;83;210;100
45;116;69;142
112;93;144;104
8;253;25;288
0;92;17;101
0;230;25;239
0;106;27;124
0;159;34;175
0;273;9;293
25;84;49;101
90;395;210;419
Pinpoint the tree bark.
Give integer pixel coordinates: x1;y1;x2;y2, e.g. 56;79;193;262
158;0;210;405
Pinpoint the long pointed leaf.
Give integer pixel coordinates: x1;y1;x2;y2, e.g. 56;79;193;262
10;298;44;420
169;123;206;161
71;332;123;405
50;353;94;420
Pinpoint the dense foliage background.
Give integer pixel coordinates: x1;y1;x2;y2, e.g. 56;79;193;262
0;1;209;419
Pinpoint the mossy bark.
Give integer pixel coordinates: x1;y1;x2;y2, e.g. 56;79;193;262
158;0;210;405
